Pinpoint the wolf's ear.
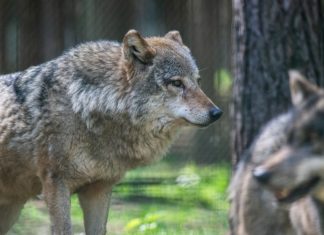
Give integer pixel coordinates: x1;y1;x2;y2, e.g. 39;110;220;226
289;70;319;107
123;30;156;64
165;31;183;45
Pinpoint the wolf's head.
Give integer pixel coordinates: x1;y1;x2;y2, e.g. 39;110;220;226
69;30;222;131
253;71;324;203
122;30;222;128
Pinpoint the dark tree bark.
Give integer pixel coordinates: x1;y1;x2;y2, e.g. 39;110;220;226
162;0;190;38
40;0;64;61
62;0;78;47
0;1;5;73
74;0;135;42
17;0;42;70
232;0;324;166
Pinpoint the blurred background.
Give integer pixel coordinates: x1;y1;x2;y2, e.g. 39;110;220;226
0;0;232;234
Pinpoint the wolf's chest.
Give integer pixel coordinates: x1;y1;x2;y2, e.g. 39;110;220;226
68;130;174;187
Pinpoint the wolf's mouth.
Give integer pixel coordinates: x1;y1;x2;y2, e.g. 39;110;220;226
274;176;320;203
189;122;210;128
183;118;211;128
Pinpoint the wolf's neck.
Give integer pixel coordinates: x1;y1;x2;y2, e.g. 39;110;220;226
102;119;180;166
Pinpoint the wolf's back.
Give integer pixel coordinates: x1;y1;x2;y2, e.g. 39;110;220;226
0;72;26;144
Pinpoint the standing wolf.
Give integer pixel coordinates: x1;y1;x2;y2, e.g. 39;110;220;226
0;30;222;235
229;71;324;235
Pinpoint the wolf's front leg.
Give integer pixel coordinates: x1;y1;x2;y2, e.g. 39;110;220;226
78;181;112;235
42;173;72;235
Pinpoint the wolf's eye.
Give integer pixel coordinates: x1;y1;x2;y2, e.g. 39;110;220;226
171;80;183;88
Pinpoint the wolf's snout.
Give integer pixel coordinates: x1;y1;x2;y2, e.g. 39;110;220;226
253;167;272;184
209;107;223;121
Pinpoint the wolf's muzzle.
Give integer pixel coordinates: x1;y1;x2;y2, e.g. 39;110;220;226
209;107;223;121
253;167;272;184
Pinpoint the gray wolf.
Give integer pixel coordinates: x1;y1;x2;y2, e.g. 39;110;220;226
229;71;323;235
229;111;295;235
0;30;222;235
253;72;324;234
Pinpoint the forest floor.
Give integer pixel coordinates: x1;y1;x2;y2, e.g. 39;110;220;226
8;160;230;235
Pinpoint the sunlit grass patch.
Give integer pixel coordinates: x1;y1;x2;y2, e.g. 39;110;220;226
10;161;230;235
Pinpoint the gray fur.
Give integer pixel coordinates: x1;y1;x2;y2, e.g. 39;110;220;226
0;30;220;234
230;74;324;235
229;112;296;235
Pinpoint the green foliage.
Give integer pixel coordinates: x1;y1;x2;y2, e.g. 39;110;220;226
214;69;232;96
125;212;163;233
108;199;228;235
112;162;230;234
10;162;230;235
9;202;49;235
118;162;230;210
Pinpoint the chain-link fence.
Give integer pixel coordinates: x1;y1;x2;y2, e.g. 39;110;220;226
0;0;232;234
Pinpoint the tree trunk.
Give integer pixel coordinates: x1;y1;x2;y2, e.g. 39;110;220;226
17;0;42;70
40;0;64;61
74;0;135;42
0;1;5;73
231;0;324;166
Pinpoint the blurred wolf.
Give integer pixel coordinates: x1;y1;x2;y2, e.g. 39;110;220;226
229;71;324;235
253;72;324;234
0;30;222;235
229;110;295;235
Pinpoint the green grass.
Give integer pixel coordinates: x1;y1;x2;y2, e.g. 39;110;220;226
9;161;230;235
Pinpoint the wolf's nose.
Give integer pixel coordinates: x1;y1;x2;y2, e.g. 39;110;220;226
209;107;223;121
253;167;272;184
